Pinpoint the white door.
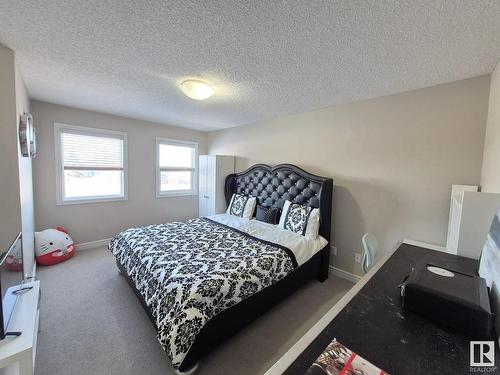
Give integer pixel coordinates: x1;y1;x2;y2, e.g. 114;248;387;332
206;156;216;215
199;155;208;217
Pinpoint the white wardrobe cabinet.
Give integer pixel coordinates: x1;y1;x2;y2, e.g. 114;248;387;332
446;184;500;259
199;155;235;217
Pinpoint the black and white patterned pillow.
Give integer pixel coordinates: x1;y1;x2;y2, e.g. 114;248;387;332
228;194;249;217
280;201;312;235
256;206;278;224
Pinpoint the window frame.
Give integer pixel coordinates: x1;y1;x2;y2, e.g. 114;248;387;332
54;123;128;205
156;137;198;198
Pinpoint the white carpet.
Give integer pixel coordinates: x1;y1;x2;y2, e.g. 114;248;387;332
34;247;353;375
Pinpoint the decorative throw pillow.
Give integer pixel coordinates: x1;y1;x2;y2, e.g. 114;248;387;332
304;208;320;238
256;206;279;224
279;200;320;237
226;193;257;219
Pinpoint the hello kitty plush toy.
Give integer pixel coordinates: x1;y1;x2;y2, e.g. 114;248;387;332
35;226;76;266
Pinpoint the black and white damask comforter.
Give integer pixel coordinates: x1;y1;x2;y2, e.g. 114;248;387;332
108;217;298;368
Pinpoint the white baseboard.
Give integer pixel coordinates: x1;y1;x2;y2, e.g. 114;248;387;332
329;266;362;283
76;238;111;251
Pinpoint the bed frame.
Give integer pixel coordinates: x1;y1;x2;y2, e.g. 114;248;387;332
115;163;333;372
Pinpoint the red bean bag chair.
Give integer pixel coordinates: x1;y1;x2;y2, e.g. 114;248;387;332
5;255;23;272
35;226;76;266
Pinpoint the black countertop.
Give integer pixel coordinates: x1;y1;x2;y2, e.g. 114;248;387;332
285;243;500;375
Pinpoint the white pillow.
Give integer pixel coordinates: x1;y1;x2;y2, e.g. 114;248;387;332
279;200;320;238
226;193;256;219
305;208;320;239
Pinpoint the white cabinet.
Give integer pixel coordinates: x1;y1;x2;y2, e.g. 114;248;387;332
199;155;234;217
0;281;40;375
446;184;500;259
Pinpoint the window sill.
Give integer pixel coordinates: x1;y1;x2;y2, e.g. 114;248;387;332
56;196;127;206
156;191;198;198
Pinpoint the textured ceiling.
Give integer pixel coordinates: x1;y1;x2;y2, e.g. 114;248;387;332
1;1;500;131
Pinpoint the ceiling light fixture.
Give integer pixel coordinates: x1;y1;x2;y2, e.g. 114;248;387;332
180;79;214;100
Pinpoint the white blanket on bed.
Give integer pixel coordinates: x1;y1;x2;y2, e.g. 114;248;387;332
208;213;328;266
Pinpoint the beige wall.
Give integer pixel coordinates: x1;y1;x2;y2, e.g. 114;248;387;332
0;44;34;277
15;62;34;277
208;76;490;275
0;45;21;256
32;101;207;244
481;61;500;192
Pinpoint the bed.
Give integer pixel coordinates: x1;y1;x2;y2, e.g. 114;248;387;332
109;163;333;373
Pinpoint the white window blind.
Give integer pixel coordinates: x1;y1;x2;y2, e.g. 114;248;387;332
156;138;198;196
61;132;124;170
55;124;127;204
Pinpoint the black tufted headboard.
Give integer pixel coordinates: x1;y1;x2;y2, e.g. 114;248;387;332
224;164;333;244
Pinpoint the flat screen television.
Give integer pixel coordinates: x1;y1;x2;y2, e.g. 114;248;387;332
0;233;25;339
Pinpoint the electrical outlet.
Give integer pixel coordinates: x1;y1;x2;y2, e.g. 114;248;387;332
331;246;337;256
354;253;362;263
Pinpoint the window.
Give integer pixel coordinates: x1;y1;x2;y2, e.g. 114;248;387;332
156;138;198;197
55;123;127;204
